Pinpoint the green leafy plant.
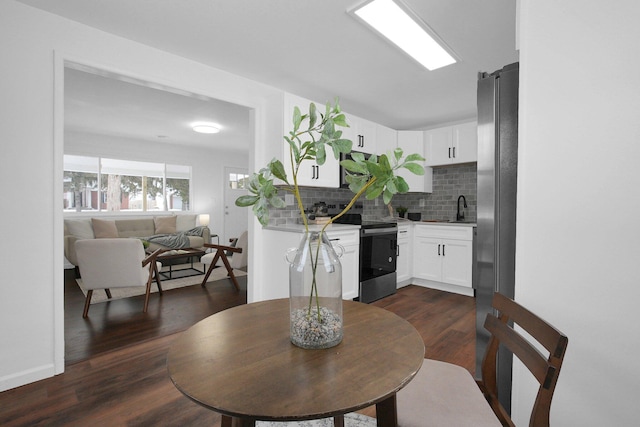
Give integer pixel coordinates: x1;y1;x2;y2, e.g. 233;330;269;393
396;206;408;216
236;98;424;318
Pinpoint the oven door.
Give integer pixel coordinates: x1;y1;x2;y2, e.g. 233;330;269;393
359;227;397;282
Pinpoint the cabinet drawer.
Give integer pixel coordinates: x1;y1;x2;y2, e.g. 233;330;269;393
325;229;359;247
397;225;411;241
414;225;473;240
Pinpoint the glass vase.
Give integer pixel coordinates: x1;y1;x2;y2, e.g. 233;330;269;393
286;230;344;349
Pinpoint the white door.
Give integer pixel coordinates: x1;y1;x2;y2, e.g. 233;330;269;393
224;167;249;243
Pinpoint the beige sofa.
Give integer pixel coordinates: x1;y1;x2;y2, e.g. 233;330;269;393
64;214;211;267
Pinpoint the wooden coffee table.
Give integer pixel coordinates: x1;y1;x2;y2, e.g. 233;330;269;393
167;299;425;426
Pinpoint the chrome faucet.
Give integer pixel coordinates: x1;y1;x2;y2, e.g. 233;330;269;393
457;195;467;221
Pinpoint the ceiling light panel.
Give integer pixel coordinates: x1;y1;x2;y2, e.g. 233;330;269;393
192;122;221;134
352;0;456;71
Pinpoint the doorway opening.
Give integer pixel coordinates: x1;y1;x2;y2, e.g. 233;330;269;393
61;62;252;364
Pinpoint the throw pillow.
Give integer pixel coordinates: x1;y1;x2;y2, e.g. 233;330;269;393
154;216;177;234
91;218;119;238
65;219;95;239
176;214;197;232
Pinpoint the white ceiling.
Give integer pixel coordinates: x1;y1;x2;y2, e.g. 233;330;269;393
64;66;253;151
20;0;518;150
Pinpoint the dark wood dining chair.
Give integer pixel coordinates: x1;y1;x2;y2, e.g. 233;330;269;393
397;292;568;427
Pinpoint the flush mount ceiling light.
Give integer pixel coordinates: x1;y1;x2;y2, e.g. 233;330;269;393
192;122;221;134
352;0;456;71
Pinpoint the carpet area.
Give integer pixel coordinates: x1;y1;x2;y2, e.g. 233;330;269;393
76;262;247;304
256;413;376;427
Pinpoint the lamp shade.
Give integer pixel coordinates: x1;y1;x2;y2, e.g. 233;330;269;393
199;214;210;227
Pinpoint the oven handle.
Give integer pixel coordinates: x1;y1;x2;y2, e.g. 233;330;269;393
360;227;398;235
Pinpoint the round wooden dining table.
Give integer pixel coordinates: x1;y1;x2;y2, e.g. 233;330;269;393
167;298;425;427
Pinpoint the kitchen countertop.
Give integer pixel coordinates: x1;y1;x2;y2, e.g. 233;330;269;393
414;221;477;227
264;223;361;233
385;218;477;227
265;221;476;233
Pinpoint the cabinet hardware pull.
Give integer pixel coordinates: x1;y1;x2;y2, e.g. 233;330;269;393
443;244;445;256
448;147;451;158
397;246;400;257
329;238;340;241
316;165;319;179
453;147;456;158
438;244;441;255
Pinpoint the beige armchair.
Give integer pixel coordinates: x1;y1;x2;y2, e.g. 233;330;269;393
75;238;163;318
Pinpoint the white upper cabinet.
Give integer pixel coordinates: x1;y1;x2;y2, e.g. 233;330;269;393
345;115;377;154
376;124;397;157
397;131;432;193
453;122;478;164
283;93;340;188
425;121;478;167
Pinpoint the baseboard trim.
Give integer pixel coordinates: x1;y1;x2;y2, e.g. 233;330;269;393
411;279;475;297
0;363;56;392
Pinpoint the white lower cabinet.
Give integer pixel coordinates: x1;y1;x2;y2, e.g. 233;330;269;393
396;225;412;284
264;224;474;301
262;227;360;301
325;229;360;300
412;225;474;291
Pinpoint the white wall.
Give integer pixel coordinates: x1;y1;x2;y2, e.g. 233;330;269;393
515;1;640;425
64;131;247;234
0;1;281;391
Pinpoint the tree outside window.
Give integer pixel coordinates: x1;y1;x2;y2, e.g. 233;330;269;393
63;155;191;213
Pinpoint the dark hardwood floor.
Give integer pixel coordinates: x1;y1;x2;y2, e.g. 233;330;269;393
64;268;247;364
0;272;475;426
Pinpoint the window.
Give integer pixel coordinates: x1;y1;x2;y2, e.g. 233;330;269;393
63;155;191;212
229;172;249;190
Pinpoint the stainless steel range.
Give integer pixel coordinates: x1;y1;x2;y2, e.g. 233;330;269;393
328;203;398;303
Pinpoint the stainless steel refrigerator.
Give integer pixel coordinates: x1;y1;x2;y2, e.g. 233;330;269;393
474;62;519;414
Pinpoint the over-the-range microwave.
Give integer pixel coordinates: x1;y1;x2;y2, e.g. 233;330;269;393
339;150;371;188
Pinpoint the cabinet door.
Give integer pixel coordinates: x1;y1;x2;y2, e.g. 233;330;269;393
397;131;426;193
396;226;411;283
425;127;453;166
283;93;339;188
353;117;377;154
339;244;359;299
412;236;442;281
376;124;397;157
441;239;473;287
326;229;360;300
396;242;411;283
452;122;477;164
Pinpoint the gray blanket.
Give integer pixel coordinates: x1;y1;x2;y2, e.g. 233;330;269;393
143;226;207;249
